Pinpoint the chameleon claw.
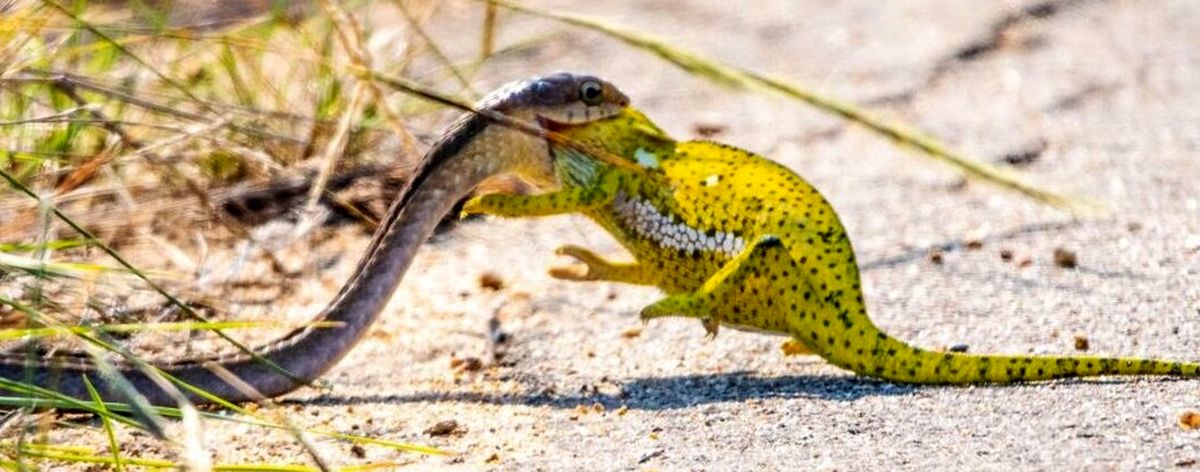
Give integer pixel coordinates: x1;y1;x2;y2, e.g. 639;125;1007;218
554;244;600;262
638;304;669;322
640;293;712;335
639;298;679;322
548;245;596;281
548;245;618;281
548;263;590;280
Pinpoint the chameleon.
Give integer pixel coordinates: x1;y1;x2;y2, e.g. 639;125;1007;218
0;72;631;405
462;106;1200;384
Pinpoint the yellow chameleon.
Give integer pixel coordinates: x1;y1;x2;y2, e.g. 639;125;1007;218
464;107;1199;384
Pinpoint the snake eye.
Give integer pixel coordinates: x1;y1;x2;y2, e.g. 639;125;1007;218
579;80;604;105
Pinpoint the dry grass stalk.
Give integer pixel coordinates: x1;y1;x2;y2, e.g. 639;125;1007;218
319;0;420;159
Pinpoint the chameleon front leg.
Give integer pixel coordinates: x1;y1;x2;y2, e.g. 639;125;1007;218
547;244;658;285
640;235;810;351
461;171;620;218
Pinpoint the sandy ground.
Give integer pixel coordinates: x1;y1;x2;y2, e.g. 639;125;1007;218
42;0;1200;469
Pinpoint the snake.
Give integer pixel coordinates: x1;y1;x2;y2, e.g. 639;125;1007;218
0;72;630;406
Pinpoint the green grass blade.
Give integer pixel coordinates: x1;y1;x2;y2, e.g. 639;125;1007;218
0;379;145;430
14;444;409;471
81;376;125;472
0;396;445;456
0;320;346;343
0;295;169;438
0;251;149;279
0;239;88;252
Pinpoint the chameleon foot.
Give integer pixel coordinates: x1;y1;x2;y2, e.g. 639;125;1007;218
549;245;656;285
640;293;719;336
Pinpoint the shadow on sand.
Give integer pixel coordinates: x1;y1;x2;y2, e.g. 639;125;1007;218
286;372;917;411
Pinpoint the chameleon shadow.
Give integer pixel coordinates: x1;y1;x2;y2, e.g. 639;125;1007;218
283;372;917;411
282;374;1191;412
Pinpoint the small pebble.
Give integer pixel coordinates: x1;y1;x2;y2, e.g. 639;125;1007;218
997;139;1047;167
965;240;984;250
1000;249;1014;262
485;453;501;464
1053;247;1078;268
1179;411;1200;430
450;356;483;372
949;344;970;353
691;113;728;137
350;444;366;459
621;327;643;338
927;250;944;265
425;420;464;437
479;272;505;291
1073;335;1090;351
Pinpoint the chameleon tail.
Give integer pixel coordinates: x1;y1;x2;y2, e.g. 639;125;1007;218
648;231;1200;385
817;324;1200;385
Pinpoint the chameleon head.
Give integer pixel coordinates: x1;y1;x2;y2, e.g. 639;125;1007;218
483;72;630;125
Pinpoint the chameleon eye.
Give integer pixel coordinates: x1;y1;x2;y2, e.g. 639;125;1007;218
579;80;604;105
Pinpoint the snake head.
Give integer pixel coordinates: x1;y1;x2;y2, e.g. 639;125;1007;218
481;72;630;126
528;72;629;125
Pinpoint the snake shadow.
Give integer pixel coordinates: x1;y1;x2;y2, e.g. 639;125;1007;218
285;372;917;411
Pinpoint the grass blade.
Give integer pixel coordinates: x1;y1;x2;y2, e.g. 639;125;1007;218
0;320;346;343
81;376;125;472
14;443;408;471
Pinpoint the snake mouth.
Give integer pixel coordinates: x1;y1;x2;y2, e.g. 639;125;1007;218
538;116;579;134
538;116;589;150
538;117;574;154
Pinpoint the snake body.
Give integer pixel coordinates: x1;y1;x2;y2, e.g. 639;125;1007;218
0;73;629;405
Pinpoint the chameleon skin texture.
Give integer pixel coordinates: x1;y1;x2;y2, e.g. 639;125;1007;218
464;108;1200;384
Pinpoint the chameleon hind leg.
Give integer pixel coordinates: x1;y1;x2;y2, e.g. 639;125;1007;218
640;235;806;346
548;245;658;285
